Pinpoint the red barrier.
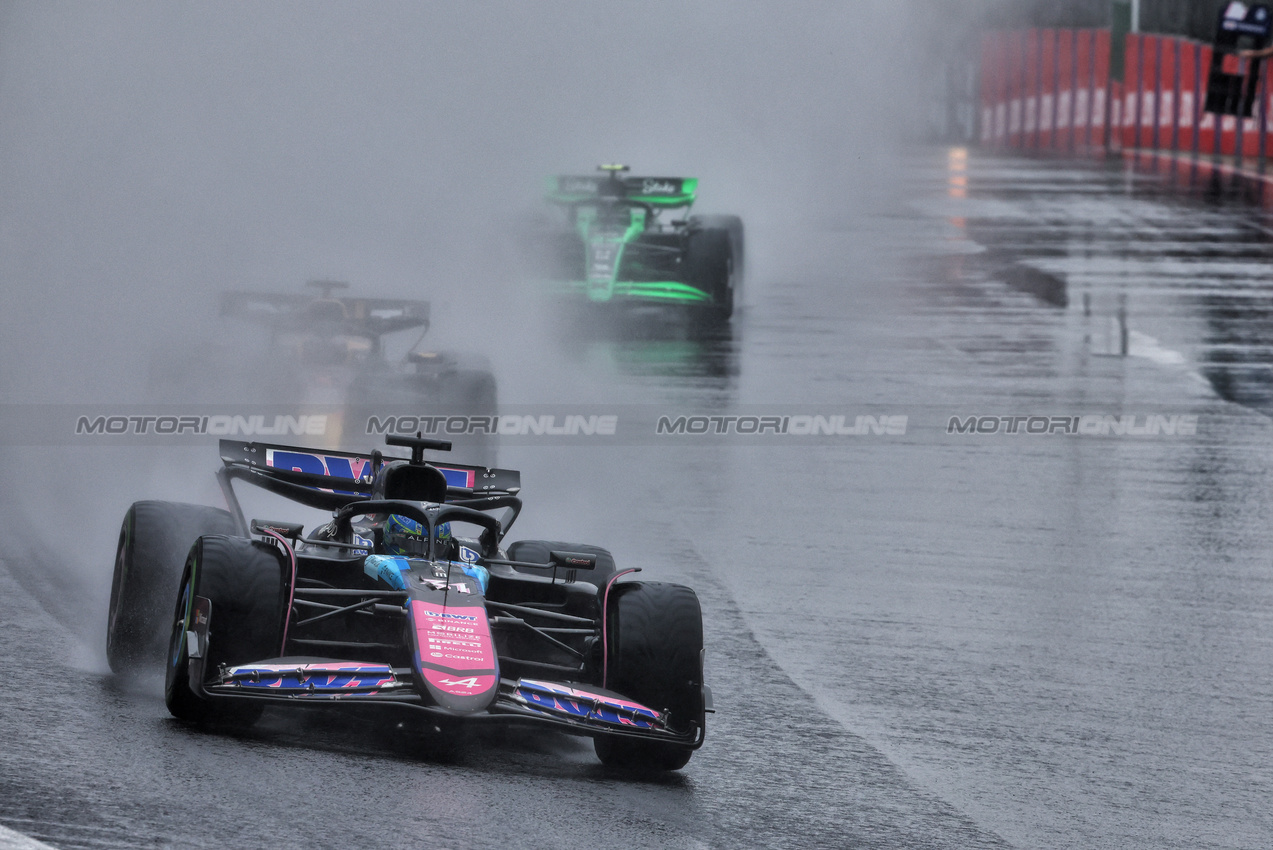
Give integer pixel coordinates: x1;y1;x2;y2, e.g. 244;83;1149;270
1159;37;1177;151
1218;69;1235;155
1093;29;1111;145
980;33;996;145
978;26;1273;164
1237;60;1264;159
1199;44;1217;153
1056;29;1075;150
995;30;1009;146
1140;35;1161;150
1178;39;1199;153
995;30;1010;146
1258;62;1270;162
1039;29;1056;148
1024;29;1040;148
1007;30;1024;148
1123;34;1140;149
1075;30;1093;147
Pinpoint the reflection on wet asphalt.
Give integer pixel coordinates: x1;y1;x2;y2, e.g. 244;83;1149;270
0;543;1003;849
5;149;1273;848
678;151;1273;849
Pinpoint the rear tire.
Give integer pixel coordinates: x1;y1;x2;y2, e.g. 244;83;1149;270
594;582;704;771
106;501;238;674
164;535;284;727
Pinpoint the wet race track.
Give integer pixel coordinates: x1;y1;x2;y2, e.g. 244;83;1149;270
5;149;1273;849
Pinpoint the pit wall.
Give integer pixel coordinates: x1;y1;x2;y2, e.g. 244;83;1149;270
980;28;1273;161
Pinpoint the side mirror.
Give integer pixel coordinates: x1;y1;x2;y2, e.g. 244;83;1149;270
251;519;303;539
549;550;598;570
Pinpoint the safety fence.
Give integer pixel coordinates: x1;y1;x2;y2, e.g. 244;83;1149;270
980;28;1273;161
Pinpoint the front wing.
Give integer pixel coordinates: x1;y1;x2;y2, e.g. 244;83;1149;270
184;596;700;746
196;662;702;746
546;278;714;305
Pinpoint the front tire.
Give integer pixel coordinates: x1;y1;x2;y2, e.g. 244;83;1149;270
164;535;284;727
684;227;734;323
595;582;704;771
106;501;238;674
690;214;744;291
688;215;743;320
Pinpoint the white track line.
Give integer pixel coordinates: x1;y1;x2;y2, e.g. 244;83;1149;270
0;825;56;850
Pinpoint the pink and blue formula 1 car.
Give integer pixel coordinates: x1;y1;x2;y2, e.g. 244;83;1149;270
106;435;709;770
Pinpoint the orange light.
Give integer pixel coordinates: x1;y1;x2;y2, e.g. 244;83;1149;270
948;147;968;198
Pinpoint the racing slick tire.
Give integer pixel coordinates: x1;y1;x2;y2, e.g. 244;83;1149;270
505;539;617;589
106;501;238;674
684;226;735;323
595;582;704;771
165;535;284;727
690;214;744;291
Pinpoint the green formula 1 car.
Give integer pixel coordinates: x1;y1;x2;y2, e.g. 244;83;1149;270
535;164;743;321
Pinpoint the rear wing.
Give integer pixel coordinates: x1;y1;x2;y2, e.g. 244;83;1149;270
546;175;698;207
217;439;520;513
221;291;430;337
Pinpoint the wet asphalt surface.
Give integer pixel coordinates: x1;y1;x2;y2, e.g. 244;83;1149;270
5;149;1273;848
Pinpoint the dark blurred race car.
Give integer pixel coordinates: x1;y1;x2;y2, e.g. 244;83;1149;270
105;434;710;770
531;165;743;321
146;280;498;461
217;280;497;413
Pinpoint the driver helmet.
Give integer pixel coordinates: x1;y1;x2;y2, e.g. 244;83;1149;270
385;514;424;557
383;514;450;558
